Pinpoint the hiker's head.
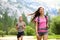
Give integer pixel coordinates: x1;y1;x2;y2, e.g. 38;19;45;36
39;7;44;15
35;7;44;16
19;16;23;22
32;7;44;21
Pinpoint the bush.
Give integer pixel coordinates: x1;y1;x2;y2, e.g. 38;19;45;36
0;30;6;37
25;26;35;36
8;28;17;35
48;31;55;35
51;16;60;35
48;26;55;35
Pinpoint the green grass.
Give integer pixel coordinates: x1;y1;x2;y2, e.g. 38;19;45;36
0;35;16;37
55;35;60;39
4;35;16;37
49;35;60;39
34;35;60;39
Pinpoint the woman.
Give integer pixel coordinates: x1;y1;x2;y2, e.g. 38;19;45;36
16;16;26;40
31;7;48;40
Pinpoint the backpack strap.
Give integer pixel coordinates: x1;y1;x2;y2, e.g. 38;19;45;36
38;16;40;31
45;16;49;29
45;16;48;25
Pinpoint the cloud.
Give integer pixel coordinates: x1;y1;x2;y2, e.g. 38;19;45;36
37;0;60;9
2;0;8;2
10;0;17;2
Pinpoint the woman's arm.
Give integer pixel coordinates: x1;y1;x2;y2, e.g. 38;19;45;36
46;16;49;28
16;24;18;30
35;21;38;34
22;22;26;30
27;13;35;16
35;21;39;37
46;22;49;29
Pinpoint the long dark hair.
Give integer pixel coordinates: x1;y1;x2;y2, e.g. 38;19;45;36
32;7;43;21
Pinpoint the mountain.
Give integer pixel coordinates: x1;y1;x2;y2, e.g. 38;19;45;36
16;0;58;16
0;0;58;17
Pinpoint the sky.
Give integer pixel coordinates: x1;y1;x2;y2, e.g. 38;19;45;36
27;0;60;9
38;0;60;9
2;0;60;22
3;0;60;9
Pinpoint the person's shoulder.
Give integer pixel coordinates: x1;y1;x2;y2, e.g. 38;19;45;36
34;17;39;22
45;15;48;20
35;17;38;19
22;21;26;25
45;15;48;18
22;21;25;24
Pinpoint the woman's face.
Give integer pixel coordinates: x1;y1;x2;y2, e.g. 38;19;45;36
39;7;44;15
19;16;23;21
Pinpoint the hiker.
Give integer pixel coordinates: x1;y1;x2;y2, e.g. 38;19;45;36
28;7;49;40
16;16;26;40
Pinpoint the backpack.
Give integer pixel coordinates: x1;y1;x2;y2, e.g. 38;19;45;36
38;16;48;33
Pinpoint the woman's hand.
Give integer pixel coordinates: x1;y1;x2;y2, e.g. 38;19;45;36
46;24;49;29
23;26;26;29
27;14;30;16
22;25;26;30
36;33;39;37
16;26;19;30
27;13;34;16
